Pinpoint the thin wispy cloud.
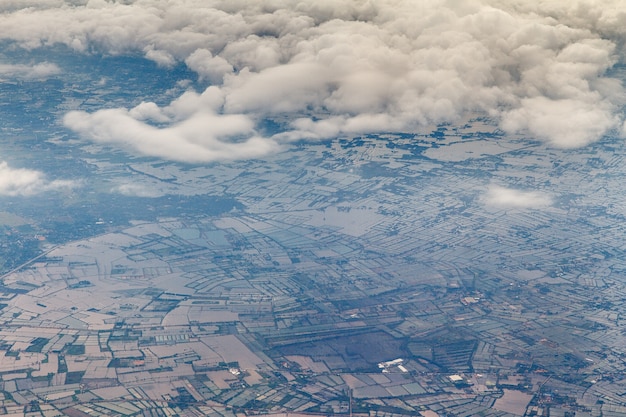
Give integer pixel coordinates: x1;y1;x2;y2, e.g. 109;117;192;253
0;0;623;162
111;183;162;198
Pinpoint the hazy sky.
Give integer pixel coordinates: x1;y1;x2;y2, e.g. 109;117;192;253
0;0;625;195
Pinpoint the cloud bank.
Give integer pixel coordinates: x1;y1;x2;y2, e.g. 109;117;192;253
0;0;624;161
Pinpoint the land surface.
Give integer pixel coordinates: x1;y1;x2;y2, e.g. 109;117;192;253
0;46;624;417
0;128;625;417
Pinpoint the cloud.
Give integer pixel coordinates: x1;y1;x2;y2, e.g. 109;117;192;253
185;49;233;84
1;0;624;161
0;161;76;196
223;63;332;114
63;101;280;163
483;185;553;209
0;62;60;80
64;86;281;163
501;97;619;148
111;183;162;198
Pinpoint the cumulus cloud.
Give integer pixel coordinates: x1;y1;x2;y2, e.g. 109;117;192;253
0;0;624;161
0;161;76;196
483;185;553;209
63;103;280;163
185;49;234;84
501;97;620;148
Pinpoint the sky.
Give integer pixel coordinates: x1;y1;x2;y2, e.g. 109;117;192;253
0;0;625;200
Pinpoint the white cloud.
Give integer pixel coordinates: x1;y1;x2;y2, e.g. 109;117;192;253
483;185;553;209
127;101;170;124
223;63;332;114
0;62;60;80
185;49;233;84
501;97;619;148
0;0;624;161
63;105;280;163
0;161;76;196
143;46;176;68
